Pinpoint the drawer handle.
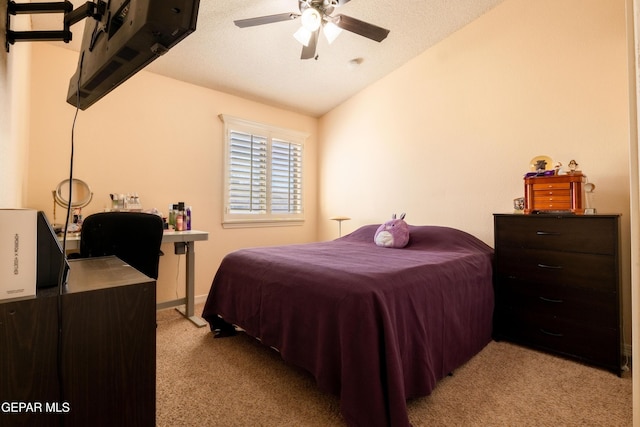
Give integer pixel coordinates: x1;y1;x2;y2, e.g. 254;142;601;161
539;296;563;304
540;328;564;337
537;263;562;270
536;231;561;236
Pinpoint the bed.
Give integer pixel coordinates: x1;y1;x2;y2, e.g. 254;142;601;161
202;224;494;426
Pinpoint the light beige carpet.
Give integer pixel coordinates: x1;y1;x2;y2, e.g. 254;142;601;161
156;305;632;426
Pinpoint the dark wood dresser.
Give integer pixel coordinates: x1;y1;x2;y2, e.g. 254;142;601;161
493;214;622;375
0;256;156;426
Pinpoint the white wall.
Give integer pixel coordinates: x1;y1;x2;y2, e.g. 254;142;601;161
318;0;632;344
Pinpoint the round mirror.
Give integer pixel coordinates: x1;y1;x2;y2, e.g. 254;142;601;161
53;178;93;209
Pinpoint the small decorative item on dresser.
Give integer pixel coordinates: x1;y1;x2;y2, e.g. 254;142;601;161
513;197;525;213
553;162;563;175
584;182;597;214
568;159;579;172
529;155;553;174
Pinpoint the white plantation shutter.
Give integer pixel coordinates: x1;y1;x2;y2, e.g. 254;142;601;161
228;131;267;213
221;115;306;227
271;139;303;214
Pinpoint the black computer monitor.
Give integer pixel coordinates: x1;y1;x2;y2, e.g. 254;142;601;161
36;211;69;289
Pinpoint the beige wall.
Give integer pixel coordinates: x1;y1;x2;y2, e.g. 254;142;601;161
0;9;31;208
25;44;318;304
318;0;632;345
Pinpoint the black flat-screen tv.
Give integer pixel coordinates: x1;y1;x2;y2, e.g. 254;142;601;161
67;0;200;110
36;211;69;289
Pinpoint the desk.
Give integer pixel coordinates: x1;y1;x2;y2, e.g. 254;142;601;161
1;256;155;426
59;229;209;327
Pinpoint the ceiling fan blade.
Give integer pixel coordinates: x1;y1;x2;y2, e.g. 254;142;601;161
234;13;299;28
301;29;319;60
334;14;390;42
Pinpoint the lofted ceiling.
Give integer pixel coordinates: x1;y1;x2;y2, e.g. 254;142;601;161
31;0;506;117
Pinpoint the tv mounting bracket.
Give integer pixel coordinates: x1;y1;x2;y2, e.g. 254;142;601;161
5;1;106;52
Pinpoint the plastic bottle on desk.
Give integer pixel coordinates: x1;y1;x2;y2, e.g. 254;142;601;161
176;211;183;231
186;206;192;230
169;204;177;230
176;202;185;231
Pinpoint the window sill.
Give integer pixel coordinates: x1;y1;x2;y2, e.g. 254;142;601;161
222;218;304;229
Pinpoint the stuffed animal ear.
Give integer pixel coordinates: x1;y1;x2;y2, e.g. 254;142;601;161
400;213;406;220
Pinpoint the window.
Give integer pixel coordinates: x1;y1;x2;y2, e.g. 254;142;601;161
220;115;306;227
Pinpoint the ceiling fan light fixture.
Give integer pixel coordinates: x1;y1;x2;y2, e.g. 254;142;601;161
235;0;390;60
294;26;312;46
323;21;342;44
300;7;322;31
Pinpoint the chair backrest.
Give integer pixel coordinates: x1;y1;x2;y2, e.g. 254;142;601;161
80;212;164;279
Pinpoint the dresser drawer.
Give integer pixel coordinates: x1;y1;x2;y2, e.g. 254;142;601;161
494;215;617;254
494;278;617;327
531;199;571;211
532;192;570;200
532;181;570;191
494;308;619;369
495;248;616;291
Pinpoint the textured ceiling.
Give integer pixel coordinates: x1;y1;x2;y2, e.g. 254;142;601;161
32;0;506;117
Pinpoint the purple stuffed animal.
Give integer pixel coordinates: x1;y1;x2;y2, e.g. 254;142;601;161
374;213;410;248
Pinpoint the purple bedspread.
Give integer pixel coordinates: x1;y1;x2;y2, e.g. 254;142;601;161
202;225;494;426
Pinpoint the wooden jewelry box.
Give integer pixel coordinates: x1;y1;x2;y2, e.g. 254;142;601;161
523;172;585;214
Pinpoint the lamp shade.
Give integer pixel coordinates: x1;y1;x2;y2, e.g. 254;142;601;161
323;21;342;44
293;26;312;46
300;7;321;31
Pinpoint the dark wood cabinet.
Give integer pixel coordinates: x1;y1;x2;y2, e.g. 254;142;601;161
493;214;622;375
0;256;156;426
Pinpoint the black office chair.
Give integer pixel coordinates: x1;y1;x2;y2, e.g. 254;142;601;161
78;211;164;279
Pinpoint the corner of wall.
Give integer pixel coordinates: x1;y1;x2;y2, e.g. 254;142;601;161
0;6;31;208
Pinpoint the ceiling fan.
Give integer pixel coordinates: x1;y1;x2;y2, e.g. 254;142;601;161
234;0;390;60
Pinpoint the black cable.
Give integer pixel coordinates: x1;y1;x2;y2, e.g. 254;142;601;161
56;50;84;427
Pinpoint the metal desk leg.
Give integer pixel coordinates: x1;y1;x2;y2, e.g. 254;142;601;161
176;241;207;327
